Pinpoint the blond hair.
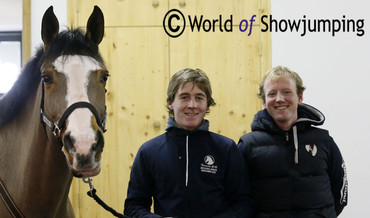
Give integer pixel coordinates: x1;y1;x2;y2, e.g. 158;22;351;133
258;65;306;100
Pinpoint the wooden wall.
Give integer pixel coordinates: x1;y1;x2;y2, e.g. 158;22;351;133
22;0;31;65
67;0;271;217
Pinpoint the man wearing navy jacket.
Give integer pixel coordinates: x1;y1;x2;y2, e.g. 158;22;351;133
124;68;255;218
238;66;348;217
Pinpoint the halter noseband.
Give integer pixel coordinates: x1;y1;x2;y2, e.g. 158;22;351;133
40;83;107;140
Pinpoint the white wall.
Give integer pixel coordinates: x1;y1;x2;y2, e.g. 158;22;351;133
271;0;369;217
0;0;67;92
0;0;67;52
0;0;22;93
0;0;22;31
31;0;67;55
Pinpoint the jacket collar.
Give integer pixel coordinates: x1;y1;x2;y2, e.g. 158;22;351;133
251;103;325;132
165;117;209;133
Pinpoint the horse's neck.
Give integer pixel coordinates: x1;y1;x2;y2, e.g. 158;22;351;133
0;84;73;216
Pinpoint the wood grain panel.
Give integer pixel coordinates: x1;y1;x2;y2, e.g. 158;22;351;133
69;27;169;217
169;27;263;141
67;0;271;217
73;0;169;27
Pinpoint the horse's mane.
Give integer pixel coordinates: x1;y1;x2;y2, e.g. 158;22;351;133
0;28;105;128
0;49;43;128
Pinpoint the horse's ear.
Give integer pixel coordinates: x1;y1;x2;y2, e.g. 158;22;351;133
41;6;59;49
85;6;104;45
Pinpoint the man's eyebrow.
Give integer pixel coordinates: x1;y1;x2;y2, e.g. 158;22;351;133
177;91;206;97
195;93;206;97
281;88;293;91
178;92;189;96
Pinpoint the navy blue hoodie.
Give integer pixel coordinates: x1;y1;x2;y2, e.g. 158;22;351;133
124;118;255;218
238;104;348;218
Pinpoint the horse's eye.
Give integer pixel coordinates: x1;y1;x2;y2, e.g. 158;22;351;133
101;73;110;83
41;74;53;85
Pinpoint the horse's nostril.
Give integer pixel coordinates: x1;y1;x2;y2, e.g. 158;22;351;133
63;133;76;151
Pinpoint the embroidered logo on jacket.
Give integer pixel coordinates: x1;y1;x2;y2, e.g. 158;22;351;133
305;144;317;156
204;155;215;165
200;155;217;174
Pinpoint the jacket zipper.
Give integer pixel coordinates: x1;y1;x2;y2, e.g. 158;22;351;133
286;129;299;164
293;126;299;164
185;135;189;187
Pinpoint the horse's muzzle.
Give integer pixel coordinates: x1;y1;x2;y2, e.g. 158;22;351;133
62;129;104;177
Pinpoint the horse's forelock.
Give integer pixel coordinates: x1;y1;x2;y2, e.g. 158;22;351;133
44;29;105;67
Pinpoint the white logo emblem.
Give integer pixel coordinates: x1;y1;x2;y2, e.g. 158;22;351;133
305;144;317;156
204;155;215;165
201;155;218;174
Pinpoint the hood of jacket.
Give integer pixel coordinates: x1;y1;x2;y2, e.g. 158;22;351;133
251;103;325;165
251;103;325;133
165;117;209;132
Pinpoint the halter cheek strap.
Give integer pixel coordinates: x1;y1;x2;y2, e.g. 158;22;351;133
41;102;107;136
40;83;107;140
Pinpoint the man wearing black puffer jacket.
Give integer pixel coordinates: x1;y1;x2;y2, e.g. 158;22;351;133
238;66;348;218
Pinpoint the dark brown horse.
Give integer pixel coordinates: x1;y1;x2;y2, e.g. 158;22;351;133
0;6;108;217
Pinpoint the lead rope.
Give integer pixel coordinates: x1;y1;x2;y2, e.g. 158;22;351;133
83;178;130;218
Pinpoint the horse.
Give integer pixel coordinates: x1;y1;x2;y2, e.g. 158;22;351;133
0;5;108;217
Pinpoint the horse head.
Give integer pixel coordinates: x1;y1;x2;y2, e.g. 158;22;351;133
40;6;107;178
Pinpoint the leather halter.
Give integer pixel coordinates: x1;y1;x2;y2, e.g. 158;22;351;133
0;179;24;217
40;82;107;141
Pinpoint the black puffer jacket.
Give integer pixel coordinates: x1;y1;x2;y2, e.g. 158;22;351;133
238;104;348;218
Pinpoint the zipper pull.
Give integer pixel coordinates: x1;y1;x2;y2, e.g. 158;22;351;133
286;132;289;141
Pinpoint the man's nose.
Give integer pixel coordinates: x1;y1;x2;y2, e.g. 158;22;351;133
188;98;196;108
276;92;285;102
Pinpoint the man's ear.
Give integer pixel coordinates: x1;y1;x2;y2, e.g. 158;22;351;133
262;99;267;108
298;93;303;104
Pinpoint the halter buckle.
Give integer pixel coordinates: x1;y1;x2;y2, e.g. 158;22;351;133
53;125;61;137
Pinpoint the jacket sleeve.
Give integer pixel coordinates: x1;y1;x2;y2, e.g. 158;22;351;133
124;145;162;218
215;141;255;218
327;135;348;216
237;134;255;178
237;135;251;170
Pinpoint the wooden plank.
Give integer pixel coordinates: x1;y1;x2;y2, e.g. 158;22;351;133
70;27;169;217
74;0;169;27
260;0;272;76
22;0;31;66
68;1;271;216
169;27;263;141
169;0;261;25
